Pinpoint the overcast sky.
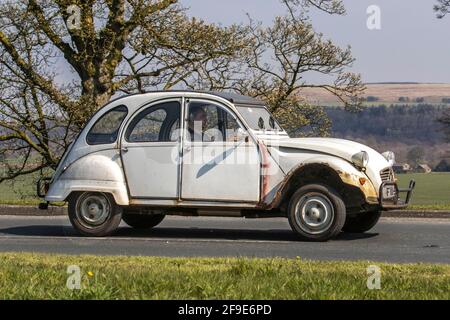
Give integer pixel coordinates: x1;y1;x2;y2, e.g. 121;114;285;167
180;0;450;84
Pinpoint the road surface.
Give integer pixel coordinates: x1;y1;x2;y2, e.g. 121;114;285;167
0;215;448;263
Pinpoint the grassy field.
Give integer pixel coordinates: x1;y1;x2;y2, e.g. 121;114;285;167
0;172;449;210
397;173;450;210
0;253;449;299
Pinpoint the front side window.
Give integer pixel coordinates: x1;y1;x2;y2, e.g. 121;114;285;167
224;112;242;142
187;102;244;142
126;101;181;143
87;105;128;145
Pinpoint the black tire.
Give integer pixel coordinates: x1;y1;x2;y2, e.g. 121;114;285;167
288;184;346;241
68;192;122;237
342;210;381;233
122;213;165;229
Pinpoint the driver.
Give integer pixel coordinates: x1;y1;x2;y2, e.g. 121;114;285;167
188;105;208;142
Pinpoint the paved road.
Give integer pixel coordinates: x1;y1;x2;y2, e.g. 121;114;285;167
0;215;448;263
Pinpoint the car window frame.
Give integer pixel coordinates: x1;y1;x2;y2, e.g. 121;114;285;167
124;100;182;144
86;104;129;146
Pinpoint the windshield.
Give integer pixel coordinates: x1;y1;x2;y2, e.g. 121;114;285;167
236;106;283;131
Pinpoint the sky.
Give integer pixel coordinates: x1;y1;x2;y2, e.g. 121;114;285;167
180;0;450;84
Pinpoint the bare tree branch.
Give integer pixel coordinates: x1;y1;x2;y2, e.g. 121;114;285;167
434;0;450;18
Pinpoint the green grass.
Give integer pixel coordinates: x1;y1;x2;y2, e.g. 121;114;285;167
0;253;449;299
0;173;42;206
397;173;450;210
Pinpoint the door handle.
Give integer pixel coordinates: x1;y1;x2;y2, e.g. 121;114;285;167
184;146;191;152
121;147;129;153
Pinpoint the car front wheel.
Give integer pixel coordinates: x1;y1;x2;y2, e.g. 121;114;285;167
342;210;381;233
288;184;346;241
68;192;122;237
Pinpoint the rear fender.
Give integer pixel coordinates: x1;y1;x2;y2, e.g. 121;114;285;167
45;150;129;205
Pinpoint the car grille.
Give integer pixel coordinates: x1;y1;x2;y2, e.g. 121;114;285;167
380;168;395;182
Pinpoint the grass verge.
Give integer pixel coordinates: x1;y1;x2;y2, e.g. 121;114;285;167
0;199;42;206
0;253;449;299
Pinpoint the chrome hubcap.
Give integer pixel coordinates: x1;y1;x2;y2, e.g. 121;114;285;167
76;194;111;228
294;193;334;235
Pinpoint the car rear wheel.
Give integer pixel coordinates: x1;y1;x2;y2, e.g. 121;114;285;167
122;213;165;229
288;184;346;241
68;192;122;237
342;210;381;233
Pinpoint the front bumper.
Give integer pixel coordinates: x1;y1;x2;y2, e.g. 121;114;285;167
37;177;52;210
379;180;415;210
37;177;52;198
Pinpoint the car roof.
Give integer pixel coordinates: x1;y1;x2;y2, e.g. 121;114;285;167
114;90;266;107
204;91;265;106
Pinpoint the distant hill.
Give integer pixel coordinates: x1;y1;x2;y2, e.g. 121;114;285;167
325;103;450;166
300;83;450;106
326;104;447;143
308;83;450;166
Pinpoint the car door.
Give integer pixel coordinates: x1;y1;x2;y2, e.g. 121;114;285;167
181;99;260;202
121;100;181;199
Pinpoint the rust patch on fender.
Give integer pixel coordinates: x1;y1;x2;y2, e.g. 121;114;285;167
257;162;307;210
258;142;271;204
338;171;378;203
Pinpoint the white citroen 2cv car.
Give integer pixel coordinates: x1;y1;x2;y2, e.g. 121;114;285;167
38;91;415;241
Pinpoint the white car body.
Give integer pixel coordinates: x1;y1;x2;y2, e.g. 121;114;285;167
40;91;415;240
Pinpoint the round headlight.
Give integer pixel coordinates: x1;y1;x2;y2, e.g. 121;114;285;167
382;151;396;165
352;151;369;169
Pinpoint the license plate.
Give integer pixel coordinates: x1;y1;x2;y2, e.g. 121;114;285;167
382;185;397;199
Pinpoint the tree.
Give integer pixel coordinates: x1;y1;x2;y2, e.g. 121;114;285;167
439;112;450;141
407;146;425;166
434;0;450;140
224;0;364;136
0;0;363;182
0;0;250;182
434;0;450;18
434;159;450;172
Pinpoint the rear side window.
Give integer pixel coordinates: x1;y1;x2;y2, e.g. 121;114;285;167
125;101;181;143
87;105;128;145
128;109;167;142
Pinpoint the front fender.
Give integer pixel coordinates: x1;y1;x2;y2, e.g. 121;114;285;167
45;150;129;205
267;148;379;207
324;157;379;203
